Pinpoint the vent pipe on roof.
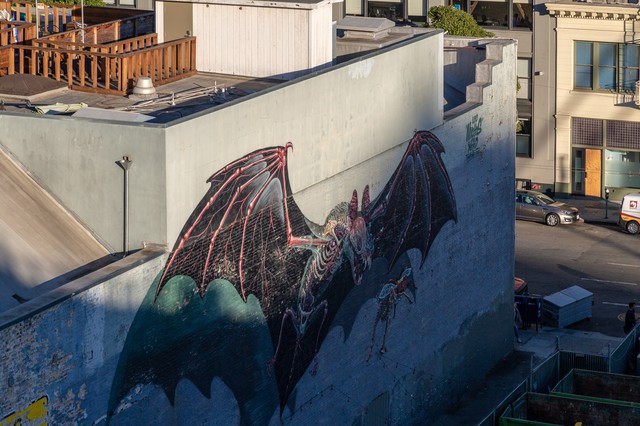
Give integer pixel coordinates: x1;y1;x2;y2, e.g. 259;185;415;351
130;77;158;100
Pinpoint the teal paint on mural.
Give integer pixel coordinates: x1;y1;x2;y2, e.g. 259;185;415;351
108;274;279;425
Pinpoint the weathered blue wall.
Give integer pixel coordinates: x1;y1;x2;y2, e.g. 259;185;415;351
0;35;517;425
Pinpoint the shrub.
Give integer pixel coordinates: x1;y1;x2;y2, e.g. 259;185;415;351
424;6;494;37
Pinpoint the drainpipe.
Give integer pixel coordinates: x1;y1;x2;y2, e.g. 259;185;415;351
117;156;133;257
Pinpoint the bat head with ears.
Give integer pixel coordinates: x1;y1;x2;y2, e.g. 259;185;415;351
344;187;374;286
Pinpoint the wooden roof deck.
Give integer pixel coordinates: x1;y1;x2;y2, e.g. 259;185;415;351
0;2;195;96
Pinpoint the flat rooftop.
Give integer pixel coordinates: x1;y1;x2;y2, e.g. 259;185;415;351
0;73;282;124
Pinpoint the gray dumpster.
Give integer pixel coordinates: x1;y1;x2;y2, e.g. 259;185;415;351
542;285;593;328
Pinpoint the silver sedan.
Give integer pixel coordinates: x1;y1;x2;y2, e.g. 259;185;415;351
516;190;580;226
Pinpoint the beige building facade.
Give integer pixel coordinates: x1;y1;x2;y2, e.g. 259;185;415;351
341;0;640;200
546;1;640;199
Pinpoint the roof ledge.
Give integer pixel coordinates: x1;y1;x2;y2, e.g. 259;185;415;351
337;16;396;40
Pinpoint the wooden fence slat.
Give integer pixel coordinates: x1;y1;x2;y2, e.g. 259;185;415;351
79;54;84;86
120;57;127;92
54;51;60;80
44;7;49;34
164;45;170;79
42;50;49;78
30;49;36;75
154;47;160;80
66;51;72;87
91;48;97;88
104;56;110;91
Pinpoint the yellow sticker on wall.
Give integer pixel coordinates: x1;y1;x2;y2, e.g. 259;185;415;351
1;396;48;426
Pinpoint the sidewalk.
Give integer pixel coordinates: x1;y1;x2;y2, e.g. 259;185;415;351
560;195;620;225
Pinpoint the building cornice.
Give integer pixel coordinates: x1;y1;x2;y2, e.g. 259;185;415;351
546;2;640;20
156;0;341;10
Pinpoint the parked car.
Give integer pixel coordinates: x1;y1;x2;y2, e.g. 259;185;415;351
618;193;640;234
515;190;580;226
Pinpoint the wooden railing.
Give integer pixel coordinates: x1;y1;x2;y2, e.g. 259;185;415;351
32;33;157;54
0;20;35;45
0;2;154;37
0;1;77;35
6;36;196;95
36;11;154;44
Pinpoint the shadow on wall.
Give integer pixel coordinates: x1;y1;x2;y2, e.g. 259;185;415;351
109;131;457;423
0;253;119;315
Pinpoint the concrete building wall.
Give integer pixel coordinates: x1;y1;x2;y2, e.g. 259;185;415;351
514;2;557;190
0;33;443;264
0;249;166;424
0;117;167;253
163;33;443;245
0;34;517;425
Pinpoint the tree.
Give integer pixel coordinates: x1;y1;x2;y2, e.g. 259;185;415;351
424;6;494;37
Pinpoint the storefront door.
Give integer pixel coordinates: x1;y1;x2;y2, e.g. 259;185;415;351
585;149;602;197
572;148;602;197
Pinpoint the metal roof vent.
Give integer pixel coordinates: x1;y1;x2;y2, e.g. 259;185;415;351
129;77;158;100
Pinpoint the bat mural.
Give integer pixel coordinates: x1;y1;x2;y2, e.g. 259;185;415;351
108;131;457;424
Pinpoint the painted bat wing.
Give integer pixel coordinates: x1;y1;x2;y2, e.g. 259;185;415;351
108;145;313;422
367;131;457;269
156;143;311;314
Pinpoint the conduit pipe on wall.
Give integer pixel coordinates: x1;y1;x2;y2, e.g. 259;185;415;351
116;156;133;257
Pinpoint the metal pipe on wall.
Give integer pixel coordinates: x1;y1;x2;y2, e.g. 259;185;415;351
117;156;133;257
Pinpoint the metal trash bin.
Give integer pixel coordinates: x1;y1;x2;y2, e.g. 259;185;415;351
542;285;593;328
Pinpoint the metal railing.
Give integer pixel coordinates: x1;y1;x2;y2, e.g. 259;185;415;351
477;328;640;426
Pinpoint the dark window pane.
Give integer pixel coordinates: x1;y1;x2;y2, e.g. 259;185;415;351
516;135;531;157
622;44;639;67
622;68;639;91
576;42;593;65
576;66;592;88
513;3;532;29
598;67;616;89
598;43;616;66
471;1;509;27
516;118;531;158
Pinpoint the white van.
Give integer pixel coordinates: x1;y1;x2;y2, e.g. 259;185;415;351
618;193;640;234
